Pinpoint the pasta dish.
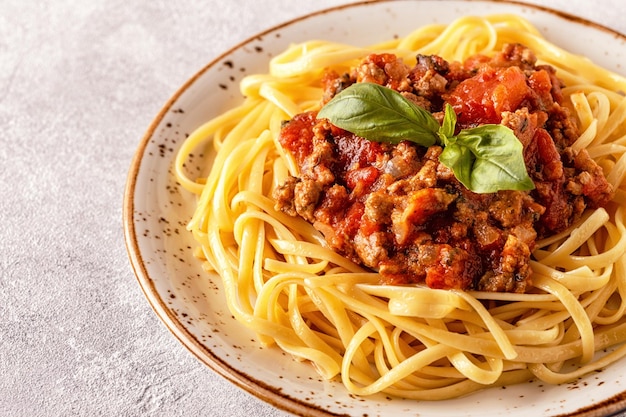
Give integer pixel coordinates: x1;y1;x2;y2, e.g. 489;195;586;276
174;15;626;400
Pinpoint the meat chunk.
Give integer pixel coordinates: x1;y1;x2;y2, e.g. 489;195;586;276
478;235;532;293
354;53;412;92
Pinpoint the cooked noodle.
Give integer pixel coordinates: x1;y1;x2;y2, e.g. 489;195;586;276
174;14;626;399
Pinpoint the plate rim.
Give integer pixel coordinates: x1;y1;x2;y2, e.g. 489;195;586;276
122;1;626;416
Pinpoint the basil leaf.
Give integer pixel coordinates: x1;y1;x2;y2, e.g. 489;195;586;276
315;81;535;194
441;124;535;193
438;103;457;140
439;141;473;188
317;82;439;146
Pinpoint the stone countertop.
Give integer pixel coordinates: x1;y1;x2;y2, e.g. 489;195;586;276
2;0;626;416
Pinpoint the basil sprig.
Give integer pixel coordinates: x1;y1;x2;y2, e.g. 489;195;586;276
317;82;535;194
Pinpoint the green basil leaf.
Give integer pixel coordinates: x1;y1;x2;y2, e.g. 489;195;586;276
442;124;535;193
317;82;439;146
439;142;474;188
315;81;534;194
438;103;457;140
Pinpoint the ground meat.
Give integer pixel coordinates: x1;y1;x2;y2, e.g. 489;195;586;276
409;55;450;110
478;234;532;292
490;43;538;70
322;71;353;104
353;53;413;92
274;44;613;292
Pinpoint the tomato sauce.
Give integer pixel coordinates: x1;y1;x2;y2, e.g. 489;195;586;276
274;44;613;292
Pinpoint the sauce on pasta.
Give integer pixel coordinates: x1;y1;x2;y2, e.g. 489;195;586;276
274;44;612;292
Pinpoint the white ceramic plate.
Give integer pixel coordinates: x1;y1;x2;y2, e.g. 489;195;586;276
124;1;626;415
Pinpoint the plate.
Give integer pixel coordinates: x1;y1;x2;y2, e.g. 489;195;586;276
123;1;626;415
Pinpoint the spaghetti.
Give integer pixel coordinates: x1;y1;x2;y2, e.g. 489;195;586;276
175;14;626;399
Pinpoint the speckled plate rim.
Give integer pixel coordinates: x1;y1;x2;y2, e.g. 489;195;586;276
123;1;626;416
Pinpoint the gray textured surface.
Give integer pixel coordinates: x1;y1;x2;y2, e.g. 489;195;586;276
2;0;626;416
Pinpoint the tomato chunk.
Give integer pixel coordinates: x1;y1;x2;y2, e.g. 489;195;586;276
448;66;529;126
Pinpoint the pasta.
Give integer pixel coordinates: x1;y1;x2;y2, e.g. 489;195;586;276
174;14;626;399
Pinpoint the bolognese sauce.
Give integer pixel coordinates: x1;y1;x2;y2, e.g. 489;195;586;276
273;44;612;293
